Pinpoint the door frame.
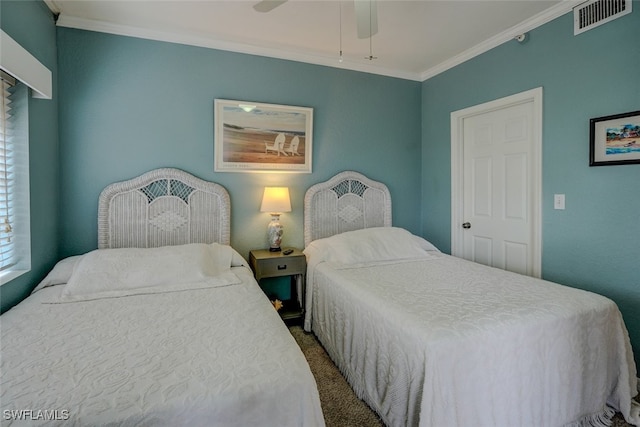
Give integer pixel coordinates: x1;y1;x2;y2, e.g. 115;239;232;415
450;87;543;277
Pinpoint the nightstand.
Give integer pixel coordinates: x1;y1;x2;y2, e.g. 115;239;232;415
249;248;306;324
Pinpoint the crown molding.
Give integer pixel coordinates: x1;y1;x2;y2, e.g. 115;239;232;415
43;0;60;15
55;15;422;82
54;1;578;83
420;1;578;81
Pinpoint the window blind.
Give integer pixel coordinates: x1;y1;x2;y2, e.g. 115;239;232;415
0;71;16;271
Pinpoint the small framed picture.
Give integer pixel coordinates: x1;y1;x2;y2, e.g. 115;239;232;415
214;99;313;173
589;110;640;166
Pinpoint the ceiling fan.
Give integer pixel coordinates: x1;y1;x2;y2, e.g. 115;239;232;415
253;0;378;39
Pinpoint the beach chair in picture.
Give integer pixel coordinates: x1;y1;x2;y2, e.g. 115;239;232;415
286;135;301;156
265;133;288;156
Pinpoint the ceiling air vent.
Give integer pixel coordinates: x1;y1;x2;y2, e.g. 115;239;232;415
574;0;632;35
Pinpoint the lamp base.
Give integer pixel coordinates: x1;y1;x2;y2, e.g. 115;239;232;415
266;214;284;252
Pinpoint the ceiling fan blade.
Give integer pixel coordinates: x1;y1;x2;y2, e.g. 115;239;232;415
354;0;378;39
253;0;287;13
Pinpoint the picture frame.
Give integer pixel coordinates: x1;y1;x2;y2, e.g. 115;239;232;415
214;99;313;173
589;110;640;166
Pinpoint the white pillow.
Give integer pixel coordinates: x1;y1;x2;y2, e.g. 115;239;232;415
412;234;440;253
31;255;83;294
304;227;438;267
55;243;241;303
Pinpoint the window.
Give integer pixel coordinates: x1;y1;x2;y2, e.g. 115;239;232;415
0;71;15;269
0;70;30;283
0;29;51;284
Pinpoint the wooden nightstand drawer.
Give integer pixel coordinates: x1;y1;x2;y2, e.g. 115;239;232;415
249;248;305;281
254;255;305;278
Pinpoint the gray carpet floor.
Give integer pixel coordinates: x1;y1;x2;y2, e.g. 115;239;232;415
289;326;384;427
289;325;638;427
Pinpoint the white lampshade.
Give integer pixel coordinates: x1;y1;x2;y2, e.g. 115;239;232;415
260;187;291;214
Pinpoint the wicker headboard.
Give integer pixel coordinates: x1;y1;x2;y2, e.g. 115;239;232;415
98;168;230;249
304;171;392;247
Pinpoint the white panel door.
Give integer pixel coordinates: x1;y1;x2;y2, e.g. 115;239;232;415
461;101;534;275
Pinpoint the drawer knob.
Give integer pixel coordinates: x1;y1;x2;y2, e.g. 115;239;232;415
277;264;287;270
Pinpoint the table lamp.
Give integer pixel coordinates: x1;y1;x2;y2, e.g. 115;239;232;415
260;187;291;251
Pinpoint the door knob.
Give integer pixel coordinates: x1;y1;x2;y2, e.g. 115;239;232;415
462;222;471;229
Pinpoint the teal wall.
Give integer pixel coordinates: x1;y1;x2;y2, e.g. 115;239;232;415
0;0;59;313
56;28;422;261
421;10;640;365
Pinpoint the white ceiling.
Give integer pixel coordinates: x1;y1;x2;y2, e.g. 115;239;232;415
45;0;577;81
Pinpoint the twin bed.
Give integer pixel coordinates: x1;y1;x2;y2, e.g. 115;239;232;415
1;168;638;427
302;171;640;427
0;168;324;426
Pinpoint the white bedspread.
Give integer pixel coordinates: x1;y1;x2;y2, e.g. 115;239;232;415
1;267;324;426
305;253;640;427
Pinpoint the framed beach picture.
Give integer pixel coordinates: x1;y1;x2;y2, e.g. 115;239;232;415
214;99;313;173
589;110;640;166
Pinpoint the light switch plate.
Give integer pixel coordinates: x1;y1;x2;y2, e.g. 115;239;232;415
554;194;565;210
